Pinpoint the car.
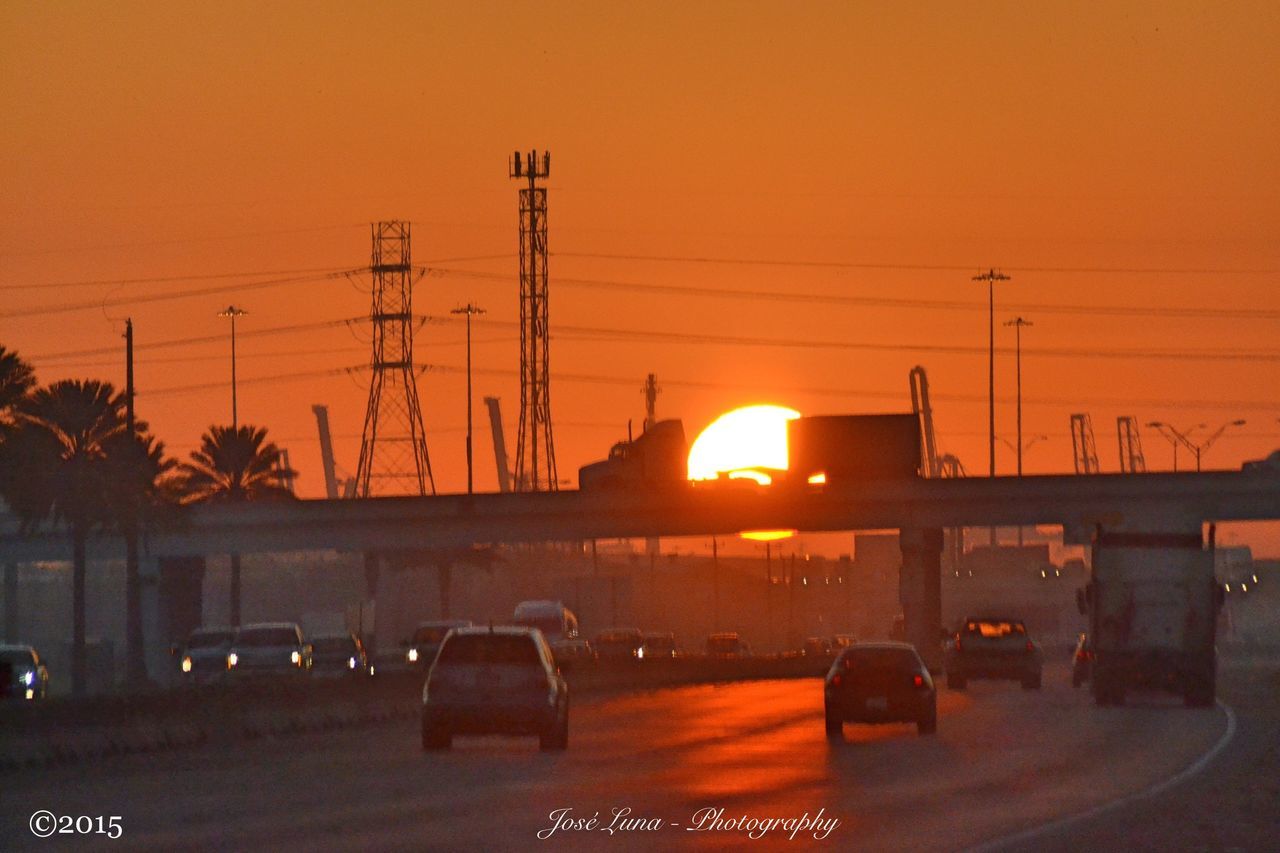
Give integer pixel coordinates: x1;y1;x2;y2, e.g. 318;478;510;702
405;620;473;668
641;632;678;659
824;642;936;737
421;626;569;751
310;632;373;677
832;633;858;650
1071;633;1093;688
226;622;312;677
944;617;1042;690
175;627;235;684
705;632;751;658
594;629;644;662
1;644;49;701
803;637;833;657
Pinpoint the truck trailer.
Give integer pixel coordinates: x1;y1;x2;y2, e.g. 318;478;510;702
1079;528;1223;707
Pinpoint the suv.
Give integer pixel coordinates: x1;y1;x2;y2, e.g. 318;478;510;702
226;623;312;677
176;627;235;684
421;627;569;751
944;617;1042;690
824;642;936;737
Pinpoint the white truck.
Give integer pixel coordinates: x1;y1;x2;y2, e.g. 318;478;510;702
1078;528;1224;707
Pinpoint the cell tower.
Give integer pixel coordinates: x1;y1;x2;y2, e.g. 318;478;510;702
509;149;557;491
354;221;435;497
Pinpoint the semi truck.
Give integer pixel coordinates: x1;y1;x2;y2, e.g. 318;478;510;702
577;420;688;490
1078;527;1224;707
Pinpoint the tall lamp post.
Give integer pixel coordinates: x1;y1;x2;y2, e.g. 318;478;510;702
1147;420;1245;471
218;305;248;428
451;304;485;494
974;268;1009;548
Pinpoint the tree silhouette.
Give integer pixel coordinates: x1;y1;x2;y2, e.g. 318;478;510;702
0;346;37;645
178;425;295;626
0;380;127;696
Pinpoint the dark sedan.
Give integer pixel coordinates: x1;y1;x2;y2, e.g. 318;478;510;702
824;642;936;737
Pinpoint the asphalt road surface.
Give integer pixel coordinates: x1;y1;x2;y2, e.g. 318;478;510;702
2;662;1232;851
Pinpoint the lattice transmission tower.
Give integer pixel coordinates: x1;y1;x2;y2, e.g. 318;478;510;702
354;221;435;497
509;149;557;491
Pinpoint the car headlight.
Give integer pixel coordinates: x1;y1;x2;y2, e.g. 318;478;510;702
348;657;357;670
181;657;192;673
20;669;35;686
407;648;419;663
227;652;238;669
636;647;645;659
291;650;302;665
25;688;35;700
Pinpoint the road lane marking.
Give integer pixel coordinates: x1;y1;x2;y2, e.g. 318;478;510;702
965;701;1237;853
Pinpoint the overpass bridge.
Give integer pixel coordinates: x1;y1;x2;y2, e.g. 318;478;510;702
3;470;1278;676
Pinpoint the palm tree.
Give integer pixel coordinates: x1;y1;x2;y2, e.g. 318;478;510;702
0;346;37;644
0;380;127;696
178;425;295;626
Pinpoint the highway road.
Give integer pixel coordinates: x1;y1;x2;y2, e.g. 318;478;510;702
1;662;1231;851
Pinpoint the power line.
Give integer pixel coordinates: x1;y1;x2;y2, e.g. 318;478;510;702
433;267;1280;322
552;251;1280;277
0;266;355;292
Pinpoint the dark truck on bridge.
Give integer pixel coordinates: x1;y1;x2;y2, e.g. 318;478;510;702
1078;529;1223;707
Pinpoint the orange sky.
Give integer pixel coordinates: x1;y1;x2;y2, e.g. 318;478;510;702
2;2;1278;551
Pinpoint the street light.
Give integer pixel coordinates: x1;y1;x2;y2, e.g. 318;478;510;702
450;303;486;494
1147;420;1245;471
217;305;248;427
1003;317;1033;476
974;269;1009;550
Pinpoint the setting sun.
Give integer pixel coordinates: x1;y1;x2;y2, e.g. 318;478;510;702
686;404;801;482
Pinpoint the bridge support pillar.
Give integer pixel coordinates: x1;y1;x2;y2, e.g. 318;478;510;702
899;527;944;673
3;561;17;643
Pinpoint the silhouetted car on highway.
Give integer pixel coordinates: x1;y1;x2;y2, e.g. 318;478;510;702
310;632;373;677
641;632;678;659
226;623;312;678
1;644;49;701
824;642;936;737
706;632;751;658
175;627;235;685
1072;633;1093;688
594;629;644;662
421;626;569;751
945;617;1042;690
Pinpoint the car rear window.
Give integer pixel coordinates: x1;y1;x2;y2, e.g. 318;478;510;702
964;621;1026;638
237;628;300;647
513;617;561;636
840;647;920;670
187;631;234;649
437;634;541;666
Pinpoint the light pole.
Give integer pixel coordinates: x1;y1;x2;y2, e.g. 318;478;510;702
974;269;1009;548
451;304;486;495
1147;420;1244;471
1003;317;1033;477
218;305;248;428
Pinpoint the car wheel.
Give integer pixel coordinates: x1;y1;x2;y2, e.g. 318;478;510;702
421;715;451;751
824;705;842;738
917;706;937;735
946;673;966;690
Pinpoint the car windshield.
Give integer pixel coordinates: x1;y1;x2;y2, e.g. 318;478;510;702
841;647;920;671
311;637;355;654
237;628;299;647
436;634;541;666
187;631;233;649
0;649;35;667
512;617;561;636
965;621;1026;638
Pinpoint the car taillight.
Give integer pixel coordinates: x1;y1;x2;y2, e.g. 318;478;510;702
1026;640;1035;652
954;638;962;652
831;673;843;687
913;674;925;688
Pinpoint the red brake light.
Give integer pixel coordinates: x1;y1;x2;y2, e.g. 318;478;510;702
831;673;843;687
913;674;924;687
954;637;962;651
1026;640;1035;652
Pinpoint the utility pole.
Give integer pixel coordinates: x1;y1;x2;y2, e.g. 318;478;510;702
973;268;1009;548
217;305;247;428
451;304;485;495
1004;316;1032;546
123;319;145;684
